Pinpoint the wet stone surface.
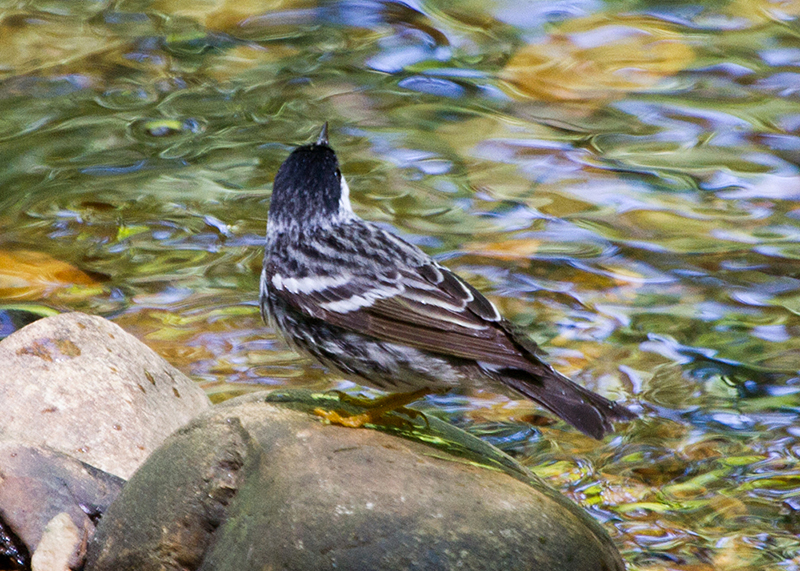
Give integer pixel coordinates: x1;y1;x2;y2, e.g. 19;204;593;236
86;390;625;571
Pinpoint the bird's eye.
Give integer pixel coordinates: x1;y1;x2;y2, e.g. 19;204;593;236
335;168;341;179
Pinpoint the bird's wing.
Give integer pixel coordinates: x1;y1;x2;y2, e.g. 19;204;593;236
268;252;538;370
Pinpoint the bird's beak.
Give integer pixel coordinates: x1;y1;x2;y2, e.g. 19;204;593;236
316;122;329;146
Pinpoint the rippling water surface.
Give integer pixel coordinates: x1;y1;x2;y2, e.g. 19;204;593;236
1;0;799;568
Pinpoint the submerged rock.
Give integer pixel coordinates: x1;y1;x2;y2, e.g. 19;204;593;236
87;390;625;571
0;304;58;340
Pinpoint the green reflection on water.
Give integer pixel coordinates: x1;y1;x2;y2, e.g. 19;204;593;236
1;0;799;568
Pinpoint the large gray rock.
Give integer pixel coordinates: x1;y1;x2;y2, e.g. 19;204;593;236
0;312;211;479
86;390;625;571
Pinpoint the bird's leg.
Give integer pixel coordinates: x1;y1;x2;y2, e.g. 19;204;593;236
313;388;431;428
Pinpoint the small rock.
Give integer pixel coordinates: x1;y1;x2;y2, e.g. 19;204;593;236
0;441;124;570
0;312;211;479
31;512;83;571
86;390;625;571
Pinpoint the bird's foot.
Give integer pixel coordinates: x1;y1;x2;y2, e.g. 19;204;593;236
312;406;429;430
312;407;373;428
326;390;375;409
313;388;433;429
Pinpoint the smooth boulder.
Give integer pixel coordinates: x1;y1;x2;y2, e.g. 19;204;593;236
86;390;626;571
0;311;211;479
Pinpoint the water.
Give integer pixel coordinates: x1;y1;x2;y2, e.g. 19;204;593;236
1;0;799;568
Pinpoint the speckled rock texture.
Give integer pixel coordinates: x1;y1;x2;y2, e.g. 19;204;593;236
0;311;211;479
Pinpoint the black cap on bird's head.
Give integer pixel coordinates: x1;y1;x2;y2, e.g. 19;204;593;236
268;123;353;233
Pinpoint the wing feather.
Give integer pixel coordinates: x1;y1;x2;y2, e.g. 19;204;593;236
270;254;539;371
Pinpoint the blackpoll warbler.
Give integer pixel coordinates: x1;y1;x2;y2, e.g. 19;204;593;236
260;124;634;438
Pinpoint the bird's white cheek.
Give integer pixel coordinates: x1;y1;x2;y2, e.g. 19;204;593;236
339;175;354;215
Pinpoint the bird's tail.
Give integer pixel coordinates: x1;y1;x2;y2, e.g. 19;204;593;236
497;365;635;439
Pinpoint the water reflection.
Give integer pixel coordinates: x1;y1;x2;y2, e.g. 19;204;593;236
1;0;799;567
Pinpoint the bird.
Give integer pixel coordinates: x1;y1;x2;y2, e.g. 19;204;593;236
260;123;635;439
